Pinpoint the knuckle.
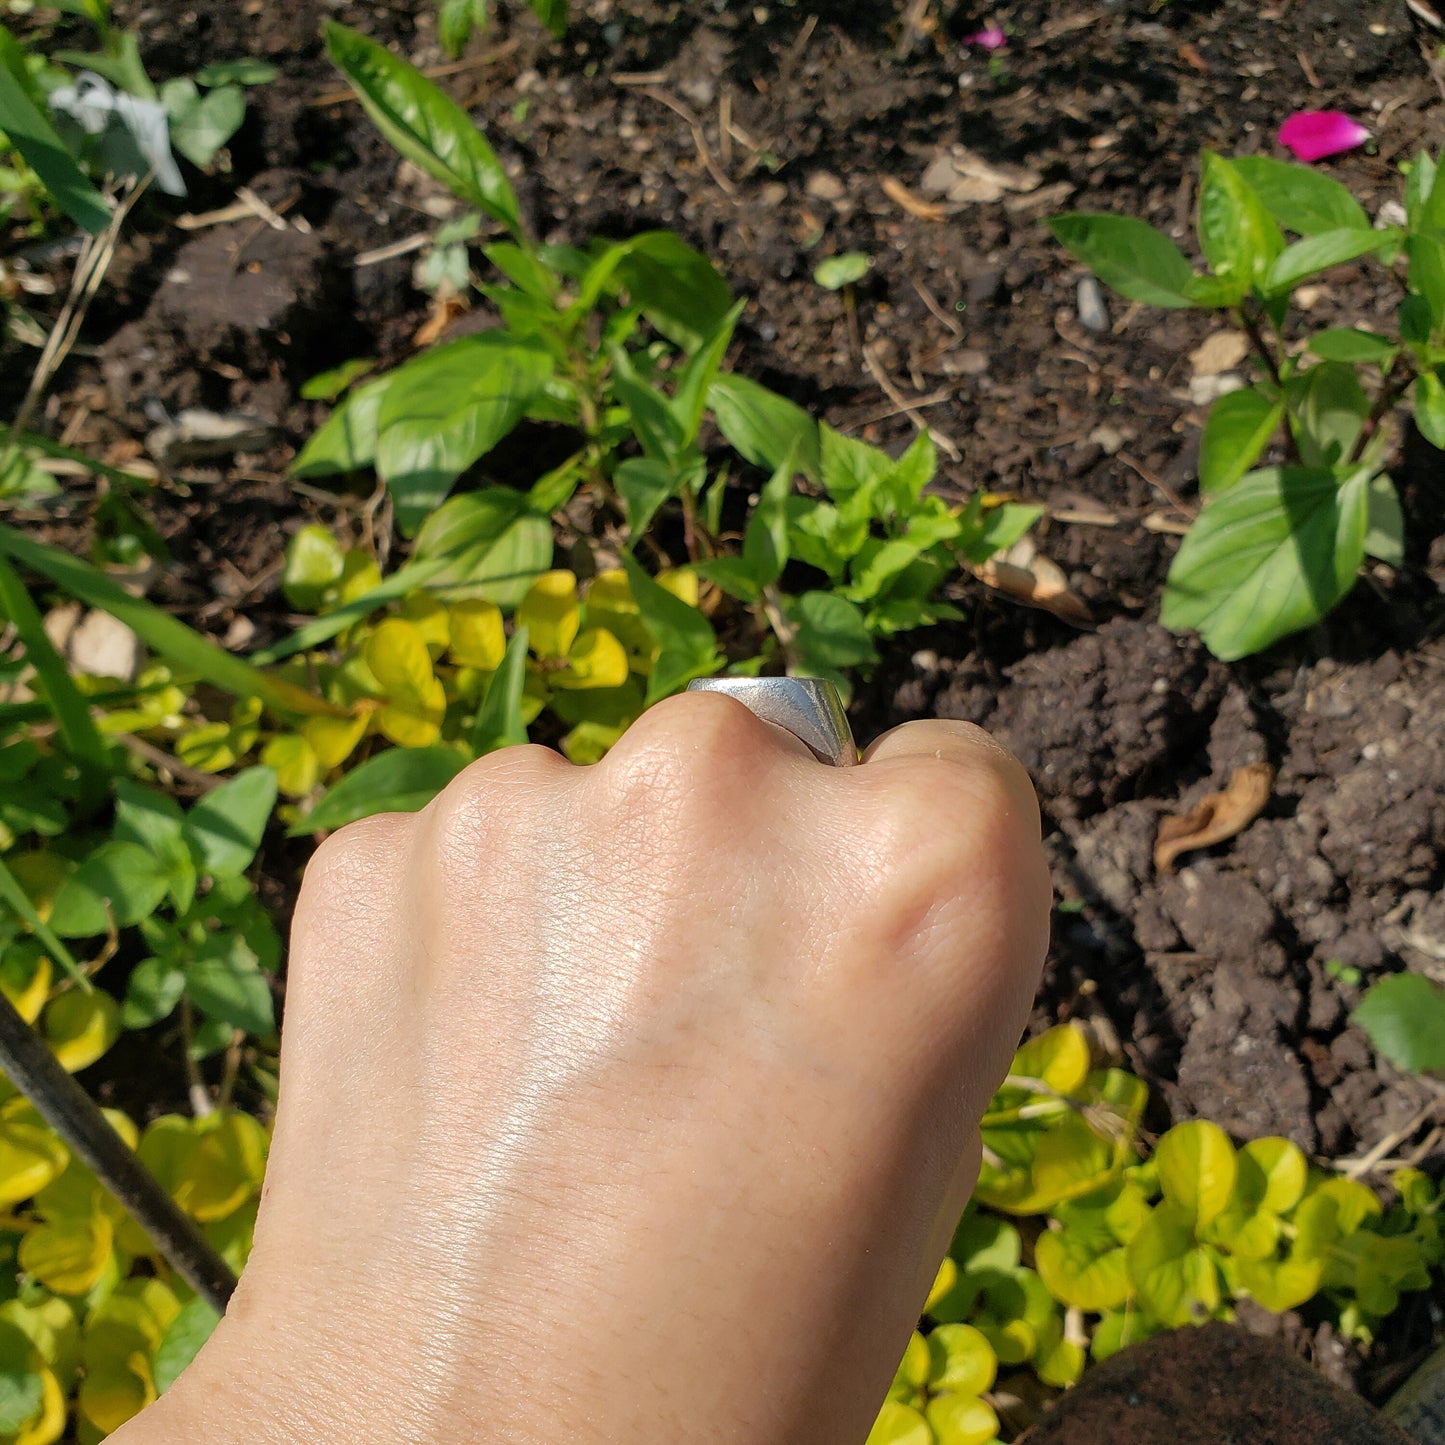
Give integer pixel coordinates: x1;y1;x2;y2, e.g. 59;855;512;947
422;744;572;864
598;691;757;795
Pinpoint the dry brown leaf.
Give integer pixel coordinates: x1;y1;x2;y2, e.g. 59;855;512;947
920;147;1042;204
880;175;947;221
413;294;468;348
974;539;1094;626
1154;762;1274;872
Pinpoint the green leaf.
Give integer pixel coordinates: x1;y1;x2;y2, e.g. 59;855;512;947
437;0;487;56
1306;328;1400;366
865;1401;932;1445
153;1297;220;1395
610;347;685;463
1048;213;1198;309
615;231;733;351
1126;1202;1223;1328
281;526;346;611
1160;466;1369;660
526;0;568;36
1266;227;1397;295
1287;362;1370;467
742;445;795;589
295;745;467;835
1197;150;1284;298
615;457;678;539
1413;371;1445;449
1232;155;1370;235
193;57;280;87
786;590;877;675
160;77;245;168
620;555;720;702
1198;387;1283;494
181;767;277;879
709;374;822;482
469;626;529;754
1407;233;1445;332
0;556;109;803
121;957;187;1030
1155;1120;1236;1230
113;780;193;907
1404;151;1439;229
299;357;375;403
483;241;559;302
49;843;171;937
1352;973;1445;1075
670;300;744;446
185;934;273;1036
0;526;321;719
324;20;521;234
375;334;553;534
0;1319;43;1434
0;44;112;233
1035;1228;1131;1311
1365;473;1404;566
292;375;390;477
814;252;870;289
0;857;89;988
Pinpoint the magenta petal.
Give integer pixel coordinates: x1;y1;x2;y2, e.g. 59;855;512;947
963;25;1008;50
1277;110;1370;163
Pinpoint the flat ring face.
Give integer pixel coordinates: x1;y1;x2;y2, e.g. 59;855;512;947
686;677;858;767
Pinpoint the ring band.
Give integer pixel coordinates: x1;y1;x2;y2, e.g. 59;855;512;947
686;677;857;767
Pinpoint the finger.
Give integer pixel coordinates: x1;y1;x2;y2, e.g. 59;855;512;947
860;718;1041;838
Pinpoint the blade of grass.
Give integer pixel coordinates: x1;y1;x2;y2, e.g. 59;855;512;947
0;525;339;720
0;425;155;491
0;855;92;990
469;625;528;753
0;554;110;806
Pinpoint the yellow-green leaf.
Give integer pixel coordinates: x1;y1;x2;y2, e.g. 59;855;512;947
1238;1137;1307;1213
398;591;451;658
1035;1228;1131;1311
1233;1252;1323;1311
43;992;120;1074
261;735;322;798
448;599;507;671
517;571;580;660
926;1324;996;1397
376;676;446;748
364;619;437;709
0;952;51;1025
302;711;370;769
555;628;630;690
0;1103;68;1208
926;1392;999;1445
18;1214;113;1296
1010;1024;1090;1096
1155;1120;1236;1229
183;1112;268;1222
865;1400;932;1445
1126;1202;1223;1327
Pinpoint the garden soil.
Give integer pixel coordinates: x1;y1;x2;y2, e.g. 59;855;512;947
13;0;1444;1404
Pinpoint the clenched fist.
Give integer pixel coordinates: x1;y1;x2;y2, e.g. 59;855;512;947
117;695;1049;1445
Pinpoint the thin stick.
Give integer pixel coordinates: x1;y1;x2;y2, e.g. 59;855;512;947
636;88;738;195
114;732;224;793
0;990;238;1312
862;342;962;459
1338;1096;1442;1179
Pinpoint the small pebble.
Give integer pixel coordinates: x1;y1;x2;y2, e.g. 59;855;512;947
1076;276;1109;333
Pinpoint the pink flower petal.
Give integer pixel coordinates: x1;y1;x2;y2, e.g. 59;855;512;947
1277;110;1370;163
963;25;1008;50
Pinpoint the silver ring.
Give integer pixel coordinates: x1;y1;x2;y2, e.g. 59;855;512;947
686;677;857;767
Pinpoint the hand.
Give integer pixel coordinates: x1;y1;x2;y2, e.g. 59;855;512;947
119;695;1049;1445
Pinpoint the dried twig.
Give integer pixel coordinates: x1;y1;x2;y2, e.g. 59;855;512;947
862;343;961;460
635;87;738;195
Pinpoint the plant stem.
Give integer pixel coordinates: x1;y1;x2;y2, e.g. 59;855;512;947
1348;358;1418;468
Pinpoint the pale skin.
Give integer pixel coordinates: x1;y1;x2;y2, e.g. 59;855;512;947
112;694;1050;1444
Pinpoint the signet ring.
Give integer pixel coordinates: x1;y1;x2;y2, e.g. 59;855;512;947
685;676;858;767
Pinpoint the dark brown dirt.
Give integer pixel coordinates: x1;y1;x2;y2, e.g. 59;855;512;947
1018;1321;1414;1445
5;0;1444;1401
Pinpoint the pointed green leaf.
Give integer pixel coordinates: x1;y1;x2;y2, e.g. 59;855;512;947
294;745;467;835
1049;213;1198;309
1232;155;1370;235
1198;387;1283;493
324;21;521;234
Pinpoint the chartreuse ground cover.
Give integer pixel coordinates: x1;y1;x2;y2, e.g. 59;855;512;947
1053;148;1445;661
0;14;1440;1444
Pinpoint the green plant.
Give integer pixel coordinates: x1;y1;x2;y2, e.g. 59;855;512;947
436;0;567;58
1051;149;1445;660
864;1023;1444;1444
1351;972;1445;1077
291;25;1038;719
